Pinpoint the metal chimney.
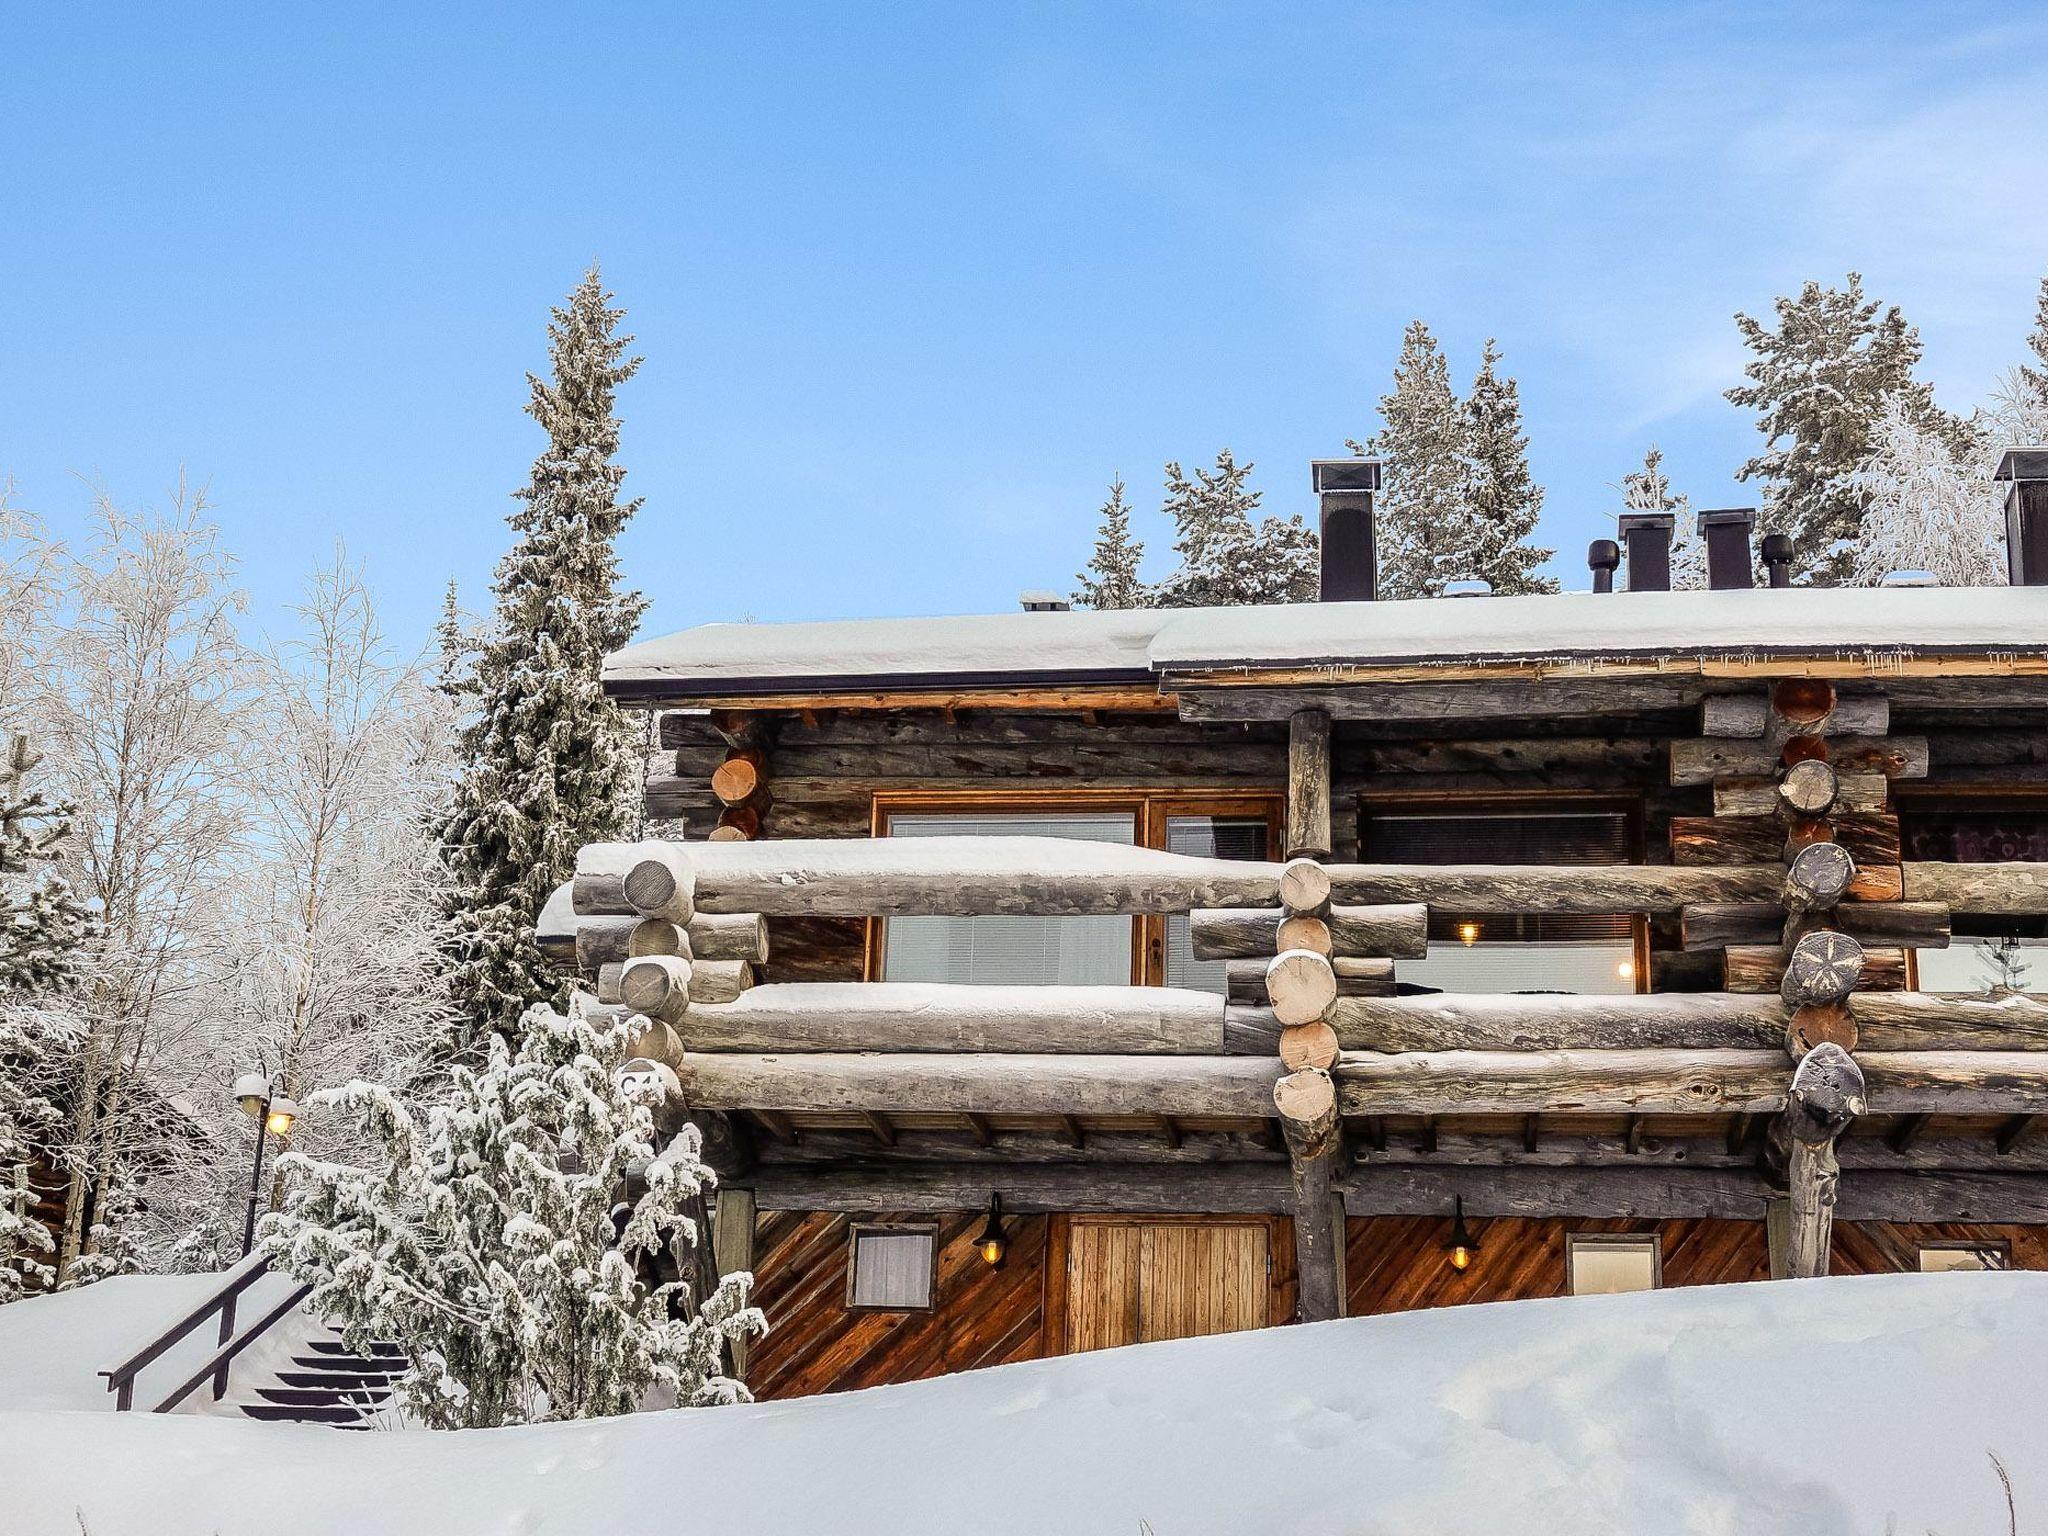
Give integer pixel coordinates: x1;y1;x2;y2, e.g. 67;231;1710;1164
1616;511;1674;592
1761;533;1795;588
1698;508;1757;590
1311;458;1381;601
1588;539;1621;593
1995;448;2048;586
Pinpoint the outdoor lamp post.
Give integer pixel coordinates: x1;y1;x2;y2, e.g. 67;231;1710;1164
233;1071;298;1257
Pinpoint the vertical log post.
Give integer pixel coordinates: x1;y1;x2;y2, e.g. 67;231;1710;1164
1779;1042;1865;1279
1285;708;1332;862
1275;1067;1343;1322
712;1186;757;1379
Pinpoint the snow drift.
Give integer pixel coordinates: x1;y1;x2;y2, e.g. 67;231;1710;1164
2;1271;2041;1536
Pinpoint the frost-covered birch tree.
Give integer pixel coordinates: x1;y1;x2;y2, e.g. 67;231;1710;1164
265;997;763;1427
1848;398;2007;588
24;487;252;1282
437;269;648;1055
1618;446;1706;591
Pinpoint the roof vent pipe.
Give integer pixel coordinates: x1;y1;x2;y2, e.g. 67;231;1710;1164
1995;448;2048;586
1311;458;1381;601
1588;539;1620;593
1761;534;1796;588
1698;508;1757;590
1616;512;1673;592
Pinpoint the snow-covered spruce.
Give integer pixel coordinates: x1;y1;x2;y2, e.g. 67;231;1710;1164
263;996;763;1427
0;733;93;997
1461;338;1557;596
1151;450;1317;608
437;268;649;1054
1072;475;1147;611
1728;272;1972;586
1360;320;1467;599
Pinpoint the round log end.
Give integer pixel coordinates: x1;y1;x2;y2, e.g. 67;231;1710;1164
706;824;750;843
1772;678;1837;730
627;919;693;961
711;755;762;805
1784;840;1855;913
617;1056;683;1108
625;1016;685;1069
1266;948;1338;1026
1786;1040;1866;1142
1274;1066;1339;1159
1278;1020;1341;1073
1278;857;1334;917
1778;759;1840;819
623;854;694;918
620;954;692;1016
1780;928;1865;1008
1785;1001;1857;1060
1275;914;1334;959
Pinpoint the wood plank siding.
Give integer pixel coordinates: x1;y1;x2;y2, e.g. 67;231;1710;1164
743;1207;2040;1400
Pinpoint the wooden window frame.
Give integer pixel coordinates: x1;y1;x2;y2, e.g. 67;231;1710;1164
866;789;1282;985
1355;790;1652;994
1891;787;2048;991
845;1220;941;1312
1915;1239;2011;1272
1565;1232;1664;1295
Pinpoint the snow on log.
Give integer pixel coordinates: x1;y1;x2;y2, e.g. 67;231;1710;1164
624;848;696;924
671;1053;1286;1117
1850;989;2048;1050
540;880;769;965
682;835;1282;916
673;983;1230;1055
688;959;754;1004
1321;993;1788;1053
1902;862;2048;915
1191;905;1428;961
1323;863;1782;914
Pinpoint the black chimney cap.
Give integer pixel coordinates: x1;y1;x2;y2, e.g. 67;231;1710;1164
1311;458;1383;494
1587;538;1621;571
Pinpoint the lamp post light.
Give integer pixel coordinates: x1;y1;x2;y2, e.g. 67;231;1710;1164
1445;1196;1480;1273
232;1071;298;1258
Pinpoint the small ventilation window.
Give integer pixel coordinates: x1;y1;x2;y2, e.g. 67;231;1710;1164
847;1223;938;1310
1567;1234;1663;1295
1918;1243;2009;1273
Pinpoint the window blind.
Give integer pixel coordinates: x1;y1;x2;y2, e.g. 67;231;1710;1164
1163;816;1269;993
883;812;1136;986
849;1228;936;1308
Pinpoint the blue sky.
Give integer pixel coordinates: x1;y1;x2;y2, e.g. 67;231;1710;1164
4;2;2046;648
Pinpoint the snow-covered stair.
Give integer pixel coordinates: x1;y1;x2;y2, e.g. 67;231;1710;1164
229;1330;407;1429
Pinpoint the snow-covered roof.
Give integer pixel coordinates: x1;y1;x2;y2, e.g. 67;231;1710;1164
604;585;2048;698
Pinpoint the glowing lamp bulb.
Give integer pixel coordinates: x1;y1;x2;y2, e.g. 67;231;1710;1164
1457;922;1481;946
975;1193;1006;1268
265;1097;299;1137
1450;1244;1472;1272
1617;960;1635;980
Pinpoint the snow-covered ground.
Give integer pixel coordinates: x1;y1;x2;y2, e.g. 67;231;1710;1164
1;1271;2040;1536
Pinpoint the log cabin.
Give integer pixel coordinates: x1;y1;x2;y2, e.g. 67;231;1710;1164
540;450;2048;1401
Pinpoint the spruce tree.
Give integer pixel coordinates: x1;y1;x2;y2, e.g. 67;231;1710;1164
437;269;648;1053
1152;450;1316;607
2019;273;2048;415
1619;447;1705;591
267;998;763;1426
1072;476;1148;609
1461;339;1557;594
1727;273;1964;585
1360;321;1469;598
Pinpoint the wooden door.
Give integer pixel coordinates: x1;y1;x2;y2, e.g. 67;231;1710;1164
1061;1219;1271;1352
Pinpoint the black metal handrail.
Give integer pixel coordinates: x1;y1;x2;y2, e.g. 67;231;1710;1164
99;1251;301;1411
149;1276;314;1413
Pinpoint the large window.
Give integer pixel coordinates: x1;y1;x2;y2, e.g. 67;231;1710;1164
1362;803;1643;995
874;795;1277;990
882;811;1136;986
1902;803;2048;994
